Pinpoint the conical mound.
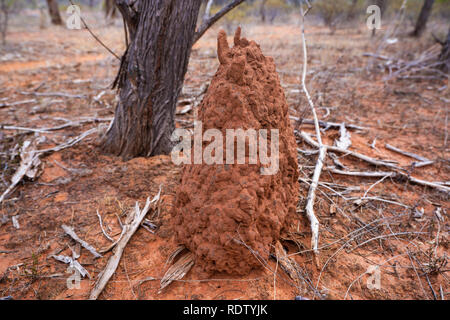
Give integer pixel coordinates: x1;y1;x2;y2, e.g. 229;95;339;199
171;28;300;276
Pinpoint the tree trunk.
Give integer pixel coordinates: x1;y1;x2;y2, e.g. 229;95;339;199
411;0;435;37
102;0;203;159
439;27;450;73
260;0;267;23
46;0;63;25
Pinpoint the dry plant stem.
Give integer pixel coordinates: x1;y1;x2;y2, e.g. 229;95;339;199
299;131;399;170
96;210;114;242
89;187;161;300
289;116;367;131
299;5;324;256
0;128;96;204
62;224;102;259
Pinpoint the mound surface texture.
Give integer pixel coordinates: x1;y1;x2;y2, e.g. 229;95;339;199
172;28;299;276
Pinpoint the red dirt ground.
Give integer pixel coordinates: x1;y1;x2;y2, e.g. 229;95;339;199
0;13;448;300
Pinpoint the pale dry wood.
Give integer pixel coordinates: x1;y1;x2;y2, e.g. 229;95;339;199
385;143;434;167
0;117;112;134
0;99;37;109
51;254;91;279
290;116;367;131
299;131;400;170
327;165;450;193
19;91;86;99
62;224;102;259
0;141;41;204
96;210;114;242
299;4;324;257
159;252;195;292
334;123;352;150
89;187;162;300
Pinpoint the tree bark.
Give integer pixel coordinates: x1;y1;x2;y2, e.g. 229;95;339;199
46;0;63;25
102;0;203;159
411;0;435;37
439;27;450;73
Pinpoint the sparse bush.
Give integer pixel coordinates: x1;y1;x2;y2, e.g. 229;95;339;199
313;0;365;34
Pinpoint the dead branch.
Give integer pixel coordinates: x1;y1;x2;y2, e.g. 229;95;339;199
299;131;400;170
0;99;37;109
62;224;102;259
96;210;114;242
299;4;323;256
193;0;246;43
159;251;195;292
19;91;86;99
385;143;434;167
0;141;41;204
89;187;162;300
290;116;367;131
327;166;450;193
0;117;112;134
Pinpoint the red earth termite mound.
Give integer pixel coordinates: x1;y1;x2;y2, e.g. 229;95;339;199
171;28;300;276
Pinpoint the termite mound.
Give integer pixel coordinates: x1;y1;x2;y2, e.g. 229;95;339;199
171;28;299;276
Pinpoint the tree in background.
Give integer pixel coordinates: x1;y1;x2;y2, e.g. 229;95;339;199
104;0;116;21
438;27;449;72
0;0;20;45
259;0;267;22
203;0;214;22
371;0;387;36
102;0;246;159
411;0;435;37
46;0;62;25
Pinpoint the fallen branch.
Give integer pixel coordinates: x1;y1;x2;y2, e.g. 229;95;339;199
299;131;400;170
19;91;86;99
89;187;162;300
0;99;37;109
327;167;396;178
62;224;102;259
159;252;195;292
51;254;91;279
0;128;97;204
96;210;114;242
0;117;112;134
0;141;41;204
290;116;367;131
327;166;450;193
385;143;434;167
193;0;246;43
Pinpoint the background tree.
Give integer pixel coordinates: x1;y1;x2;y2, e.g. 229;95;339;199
203;0;214;22
102;0;246;159
46;0;62;25
104;0;116;21
438;27;449;72
259;0;267;22
411;0;435;37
